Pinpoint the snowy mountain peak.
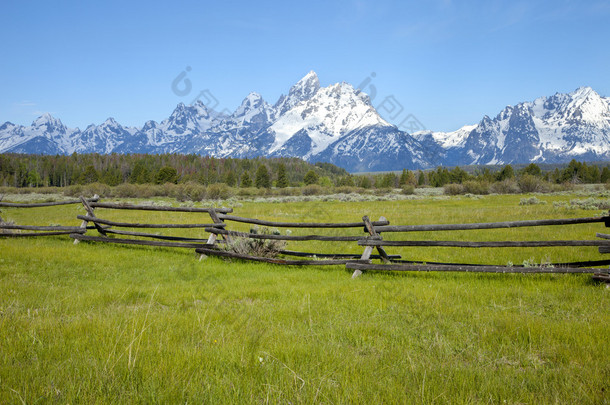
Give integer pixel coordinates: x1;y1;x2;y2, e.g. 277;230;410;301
1;78;608;172
102;117;119;127
32;113;64;129
274;71;321;115
291;71;320;96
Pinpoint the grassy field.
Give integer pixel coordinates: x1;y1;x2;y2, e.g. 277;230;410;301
1;192;610;403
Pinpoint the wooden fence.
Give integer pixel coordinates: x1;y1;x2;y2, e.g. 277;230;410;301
346;215;610;281
70;197;233;249
1;194;609;281
0;195;100;237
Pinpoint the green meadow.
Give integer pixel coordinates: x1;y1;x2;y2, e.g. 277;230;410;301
1;192;609;403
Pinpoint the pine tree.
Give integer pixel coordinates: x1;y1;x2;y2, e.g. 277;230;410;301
304;170;319;185
240;172;252;187
399;169;409;186
418;171;426;186
276;163;288;188
155;166;178;184
225;170;237;187
255;165;271;188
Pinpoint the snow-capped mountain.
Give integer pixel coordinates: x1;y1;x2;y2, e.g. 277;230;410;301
1;73;609;171
413;86;610;166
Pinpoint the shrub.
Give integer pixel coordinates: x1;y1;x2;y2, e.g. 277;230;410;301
491;179;520;194
518;174;550;193
443;183;465;195
221;227;286;258
81;182;112;198
174;182;206;202
463;180;490;195
63;185;83;197
302;184;322;196
519;197;547;206
568;198;610;210
401;185;415;195
206;183;233;200
334;186;357;194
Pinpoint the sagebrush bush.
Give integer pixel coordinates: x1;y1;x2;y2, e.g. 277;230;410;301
519;197;546;206
174;182;206;202
302;184;323;196
81;182;112;198
463;180;490;195
401;185;415;195
491;179;520;194
444;183;465;195
334;186;357;194
221;227;286;258
518;175;552;193
206;183;233;200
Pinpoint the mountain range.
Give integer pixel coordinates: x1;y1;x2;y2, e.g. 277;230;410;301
1;71;609;172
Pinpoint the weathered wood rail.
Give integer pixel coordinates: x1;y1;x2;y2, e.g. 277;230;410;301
70;198;231;249
0;196;100;237
194;214;395;265
2;193;609;281
348;214;610;279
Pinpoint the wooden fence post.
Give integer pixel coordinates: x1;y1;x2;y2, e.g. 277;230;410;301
200;208;229;260
79;195;106;238
353;216;391;279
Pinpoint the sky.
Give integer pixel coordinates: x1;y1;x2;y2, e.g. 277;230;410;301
1;0;609;133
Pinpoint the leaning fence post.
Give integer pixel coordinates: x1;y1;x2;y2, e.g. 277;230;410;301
353;215;390;279
200;208;229;260
364;216;390;263
80;195;106;236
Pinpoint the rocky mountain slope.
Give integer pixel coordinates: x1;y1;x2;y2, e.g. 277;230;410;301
1;73;608;171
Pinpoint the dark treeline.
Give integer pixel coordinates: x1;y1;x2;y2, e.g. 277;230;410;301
0;153;608;190
0;153;348;188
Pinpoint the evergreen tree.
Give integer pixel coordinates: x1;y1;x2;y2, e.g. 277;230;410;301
155;166;178;184
522;163;542;177
601;167;610;183
496;165;515;181
224;170;237;187
79;165;99;184
276;163;288;188
240;172;252;187
399;169;409;186
255;165;271;188
417;171;426;186
304;170;319;185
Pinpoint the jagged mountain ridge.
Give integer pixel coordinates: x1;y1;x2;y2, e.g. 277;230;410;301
1;72;609;171
413;86;610;166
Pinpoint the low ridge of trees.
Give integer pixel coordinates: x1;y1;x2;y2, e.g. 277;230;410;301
0;154;608;195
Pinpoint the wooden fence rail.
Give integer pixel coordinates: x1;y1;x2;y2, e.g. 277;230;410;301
71;199;229;249
350;214;610;279
2;194;609;282
0;196;100;238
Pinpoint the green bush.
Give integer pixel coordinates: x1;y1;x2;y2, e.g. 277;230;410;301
401;185;415;195
174;182;206;202
81;182;112;198
206;183;233;200
463;180;490;195
518;175;546;193
490;179;520;194
443;183;465;195
302;184;322;195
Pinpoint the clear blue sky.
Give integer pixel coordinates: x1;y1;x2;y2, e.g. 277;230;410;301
1;0;609;132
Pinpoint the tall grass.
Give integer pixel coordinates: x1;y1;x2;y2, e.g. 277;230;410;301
1;194;609;403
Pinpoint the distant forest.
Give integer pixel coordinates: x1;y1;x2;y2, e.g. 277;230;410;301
0;153;609;189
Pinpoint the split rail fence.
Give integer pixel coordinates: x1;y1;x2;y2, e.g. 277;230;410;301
0;195;100;238
1;195;610;282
